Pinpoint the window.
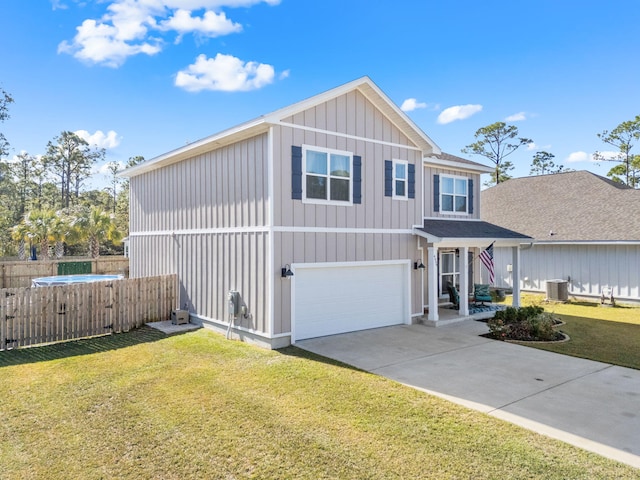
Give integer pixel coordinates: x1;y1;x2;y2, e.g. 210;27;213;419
440;175;468;213
393;160;408;199
439;251;460;296
303;146;352;204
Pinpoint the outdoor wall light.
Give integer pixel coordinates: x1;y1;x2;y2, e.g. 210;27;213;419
414;259;425;270
281;264;294;278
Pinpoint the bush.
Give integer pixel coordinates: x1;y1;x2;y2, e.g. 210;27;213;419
488;307;561;342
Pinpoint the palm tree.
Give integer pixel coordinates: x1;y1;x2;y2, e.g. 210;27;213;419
74;206;122;258
13;209;59;260
11;222;29;260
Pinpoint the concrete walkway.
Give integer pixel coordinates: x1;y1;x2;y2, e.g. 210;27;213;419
296;321;640;469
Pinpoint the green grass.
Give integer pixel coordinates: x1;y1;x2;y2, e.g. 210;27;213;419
504;294;640;369
0;327;636;479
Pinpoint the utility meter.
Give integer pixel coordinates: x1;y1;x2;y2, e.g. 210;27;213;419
228;290;240;316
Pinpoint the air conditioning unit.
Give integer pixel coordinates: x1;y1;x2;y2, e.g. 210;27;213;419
546;280;568;302
171;309;189;325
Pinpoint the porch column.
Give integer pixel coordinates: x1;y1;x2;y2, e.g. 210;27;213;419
427;246;439;322
459;246;469;316
512;246;521;307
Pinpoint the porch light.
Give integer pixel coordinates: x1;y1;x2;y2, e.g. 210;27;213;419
281;264;294;278
414;260;425;270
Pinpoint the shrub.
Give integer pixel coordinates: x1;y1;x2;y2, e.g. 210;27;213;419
488;307;561;341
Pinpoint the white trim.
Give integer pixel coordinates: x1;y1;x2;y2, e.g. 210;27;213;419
439;174;471;215
422;216;483;222
392;159;409;200
530;240;640;246
424;156;493;174
268;126;275;338
276;121;423;152
302;144;353;206
131;226;415;237
191;313;289;339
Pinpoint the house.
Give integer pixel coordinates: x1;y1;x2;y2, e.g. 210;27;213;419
481;170;640;303
122;77;530;348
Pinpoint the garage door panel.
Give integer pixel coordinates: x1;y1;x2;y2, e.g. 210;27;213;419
294;263;408;341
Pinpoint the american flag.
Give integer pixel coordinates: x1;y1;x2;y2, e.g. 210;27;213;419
479;243;495;285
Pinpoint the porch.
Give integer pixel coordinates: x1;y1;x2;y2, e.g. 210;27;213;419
420;302;507;327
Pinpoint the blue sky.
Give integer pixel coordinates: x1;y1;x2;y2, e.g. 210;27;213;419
1;0;639;189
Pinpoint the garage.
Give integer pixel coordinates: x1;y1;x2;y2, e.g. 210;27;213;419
293;262;409;341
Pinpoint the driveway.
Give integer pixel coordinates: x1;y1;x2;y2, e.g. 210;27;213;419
296;321;640;469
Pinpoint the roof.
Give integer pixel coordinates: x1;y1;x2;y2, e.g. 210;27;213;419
414;219;531;247
480;170;640;242
122;77;493;178
424;152;494;175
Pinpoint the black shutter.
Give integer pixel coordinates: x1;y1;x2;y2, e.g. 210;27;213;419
468;178;474;214
353;155;362;204
291;145;302;200
408;164;415;199
433;174;440;212
384;160;393;197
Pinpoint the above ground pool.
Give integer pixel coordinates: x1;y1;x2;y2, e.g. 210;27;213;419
32;274;124;287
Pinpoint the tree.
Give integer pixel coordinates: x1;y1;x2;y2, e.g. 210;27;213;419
73;206;122;258
0;87;14;159
104;161;122;214
43;131;105;208
529;151;567;176
115;155;145;236
16;209;59;260
462;122;532;186
595;115;640;188
10;152;39;217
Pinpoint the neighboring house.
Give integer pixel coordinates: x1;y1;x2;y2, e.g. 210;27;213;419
481;170;640;303
122;77;530;348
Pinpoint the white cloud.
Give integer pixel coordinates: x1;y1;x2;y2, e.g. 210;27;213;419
527;142;552;151
505;111;527;122
400;98;427;112
437;104;482;124
159;9;242;42
566;150;621;163
175;53;275;92
58;1;279;67
97;160;126;176
75;130;121;149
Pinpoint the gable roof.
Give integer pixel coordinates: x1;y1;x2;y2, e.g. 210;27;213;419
481;170;640;242
424;152;494;174
122;77;490;178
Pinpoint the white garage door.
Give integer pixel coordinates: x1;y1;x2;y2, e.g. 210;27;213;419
293;262;408;341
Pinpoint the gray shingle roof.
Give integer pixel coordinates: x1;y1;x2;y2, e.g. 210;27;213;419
480;170;640;241
417;219;531;240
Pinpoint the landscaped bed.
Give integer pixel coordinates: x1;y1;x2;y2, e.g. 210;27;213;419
0;327;636;479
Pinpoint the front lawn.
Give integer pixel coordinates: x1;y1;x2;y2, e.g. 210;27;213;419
513;294;640;369
0;327;636;479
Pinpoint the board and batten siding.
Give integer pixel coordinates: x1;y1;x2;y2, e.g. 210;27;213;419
423;166;481;220
130;134;269;232
493;244;640;302
273;231;424;334
129;134;272;336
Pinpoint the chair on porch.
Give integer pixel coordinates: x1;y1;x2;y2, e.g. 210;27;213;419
446;282;460;310
473;283;492;306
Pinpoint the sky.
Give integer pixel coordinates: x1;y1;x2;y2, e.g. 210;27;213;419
1;0;639;190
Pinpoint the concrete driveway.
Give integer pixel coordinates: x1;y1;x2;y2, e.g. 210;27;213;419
296;321;640;469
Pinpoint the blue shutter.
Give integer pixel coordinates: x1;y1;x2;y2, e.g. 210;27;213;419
291;145;302;200
353;155;362;204
468;178;474;214
408;164;415;199
384;160;393;197
433;174;440;212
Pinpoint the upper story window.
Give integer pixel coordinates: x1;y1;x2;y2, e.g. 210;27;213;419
441;175;468;213
393;160;408;199
303;146;352;204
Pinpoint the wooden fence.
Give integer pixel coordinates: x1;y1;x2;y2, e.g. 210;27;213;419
0;274;177;351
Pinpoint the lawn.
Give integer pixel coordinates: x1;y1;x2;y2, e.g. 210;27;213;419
513;294;640;369
0;327;637;479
